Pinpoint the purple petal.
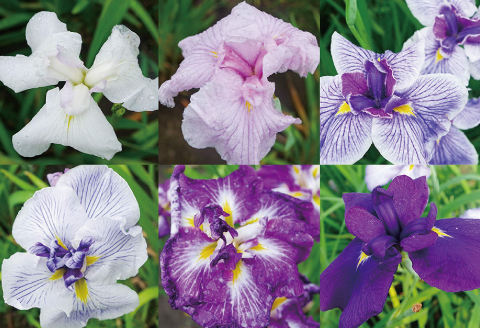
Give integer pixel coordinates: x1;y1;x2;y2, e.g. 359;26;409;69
343;193;374;214
320;76;372;164
320;238;401;328
341;72;368;97
210;243;242;271
453;97;480;130
429;126;478;164
365;165;431;191
347;94;377;114
405;0;477;26
410;218;480;292
345;206;386;243
372;187;401;237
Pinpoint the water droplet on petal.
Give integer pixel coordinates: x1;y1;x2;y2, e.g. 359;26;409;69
148;95;154;100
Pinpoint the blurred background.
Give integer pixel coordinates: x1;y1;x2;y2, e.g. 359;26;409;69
0;165;159;328
159;165;320;327
159;0;320;164
0;0;158;164
321;165;480;327
320;0;480;164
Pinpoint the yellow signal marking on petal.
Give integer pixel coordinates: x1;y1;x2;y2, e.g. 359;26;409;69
335;101;351;116
313;194;320;206
393;104;416;117
86;255;101;266
436;48;444;63
293;166;300;174
312;166;319;178
377;57;381;62
56;236;68;250
409;165;415;171
357;252;369;267
291;191;304;197
223;200;234;227
250;243;266;251
75;278;89;304
199;243;217;260
271;297;288;312
432;227;452;238
67;115;74;130
49;268;66;281
245;101;253;112
232;261;243;285
211;51;218;58
437;138;441;144
242;218;259;226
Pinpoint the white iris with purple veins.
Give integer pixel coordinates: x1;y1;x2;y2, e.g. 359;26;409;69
1;166;148;328
0;12;158;160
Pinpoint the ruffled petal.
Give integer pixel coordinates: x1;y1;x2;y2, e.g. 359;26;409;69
453;97;480;129
12;88;121;159
320;76;372;164
405;0;477;26
330;32;375;75
429;126;478;164
2;253;73;313
12;186;88;251
320;238;401;328
74;217;147;284
182;69;300;164
56;165;140;228
373;74;468;164
410;218;480;292
122;77;159;112
39;283;139;328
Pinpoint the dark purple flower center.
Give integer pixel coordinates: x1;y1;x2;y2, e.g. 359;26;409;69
31;236;95;290
194;203;238;242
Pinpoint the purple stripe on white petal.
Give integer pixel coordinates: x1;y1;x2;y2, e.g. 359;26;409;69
320;76;372;164
405;0;477;26
410;218;480;292
331;32;375;75
453;97;480;129
429;126;478;164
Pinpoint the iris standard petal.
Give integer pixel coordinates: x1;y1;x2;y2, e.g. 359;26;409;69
2;253;73;313
12;186;88;251
320;238;401;328
182;69;300;165
453;97;480;130
345;206;386;243
343;192;375;214
405;0;477;26
372;74;468;164
56;165;141;228
410;218;480;292
74;217;147;284
320;76;373;164
429;126;479;164
39;283;139;328
12;88;121;159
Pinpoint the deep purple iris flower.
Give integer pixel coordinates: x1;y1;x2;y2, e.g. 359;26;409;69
160;165;315;328
321;32;468;164
159;179;171;238
405;0;480;85
321;174;480;328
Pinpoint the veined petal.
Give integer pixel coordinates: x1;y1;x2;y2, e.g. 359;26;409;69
405;0;477;26
320;76;372;164
453;98;480;130
74;217;147;284
13;186;88;251
182;70;299;164
410;218;480;292
345;206;386;243
39;283;139;328
320;238;401;328
429;126;478;164
56;165;140;228
12;88;121;159
2;253;73;313
330;32;376;75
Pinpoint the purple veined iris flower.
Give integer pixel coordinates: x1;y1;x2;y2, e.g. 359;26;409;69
159;2;319;164
160;165;315;328
269;274;320;328
2;166;148;328
159;179;171;238
405;0;480;85
321;174;480;328
364;165;431;191
0;12;158;160
429;97;480;164
321;32;468;164
257;165;320;240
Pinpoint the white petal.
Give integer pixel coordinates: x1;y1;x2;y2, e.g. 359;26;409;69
405;0;477;26
2;253;73;313
56;165;140;228
26;12;67;52
12;186;89;251
122;77;159;112
12;88;121;160
39;283;139;328
331;32;376;75
75;217;147;284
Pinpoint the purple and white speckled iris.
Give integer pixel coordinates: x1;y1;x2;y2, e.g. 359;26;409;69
2;166;147;328
159;179;171;238
160;165;315;328
320;32;468;164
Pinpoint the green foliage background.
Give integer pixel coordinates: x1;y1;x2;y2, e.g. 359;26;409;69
0;0;158;164
321;165;480;327
159;165;320;326
320;0;480;164
0;165;159;328
159;0;320;164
